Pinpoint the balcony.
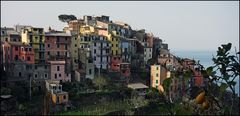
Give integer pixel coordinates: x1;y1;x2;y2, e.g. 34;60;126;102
99;46;110;49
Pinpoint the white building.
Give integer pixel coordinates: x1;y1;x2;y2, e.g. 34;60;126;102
144;47;152;64
91;35;111;70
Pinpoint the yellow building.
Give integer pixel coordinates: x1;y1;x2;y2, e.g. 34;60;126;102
45;80;69;105
80;25;95;34
150;64;170;92
108;31;121;55
21;27;45;63
70;34;80;71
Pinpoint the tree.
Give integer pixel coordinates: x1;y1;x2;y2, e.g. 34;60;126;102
58;14;77;24
201;43;239;115
93;76;108;91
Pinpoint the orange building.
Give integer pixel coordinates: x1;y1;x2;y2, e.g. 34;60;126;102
110;56;122;72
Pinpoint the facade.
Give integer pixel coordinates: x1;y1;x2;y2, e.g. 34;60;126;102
78;47;95;79
91;35;111;70
150;65;161;89
152;37;163;58
108;31;121;56
1;41;11;71
45;32;71;74
121;39;131;63
49;61;71;82
1;27;15;42
45;80;69;105
45;32;71;62
150;64;170;92
21;27;45;64
120;63;131;78
110;56;122;72
144;47;152;65
70;34;80;71
19;44;35;64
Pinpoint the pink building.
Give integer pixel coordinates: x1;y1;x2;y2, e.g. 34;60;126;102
49;61;71;82
19;44;35;64
8;42;22;62
110;56;122;72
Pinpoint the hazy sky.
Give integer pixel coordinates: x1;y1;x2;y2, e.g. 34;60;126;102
1;1;239;51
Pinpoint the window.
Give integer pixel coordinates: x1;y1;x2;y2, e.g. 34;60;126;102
57;37;60;42
57;52;60;56
59;74;61;77
48;51;50;55
15;47;18;51
65;37;68;41
63;95;66;99
149;54;151;57
55;74;57;79
27;57;31;61
156;73;158;77
75;44;77;47
75;38;77;40
29;48;32;51
156;85;158;88
156;80;158;84
65;44;68;50
35;65;38;69
94;49;96;53
150;49;151;52
107;43;109;47
57;66;60;71
116;44;118;47
94;57;96;61
45;65;47;69
5;38;8;42
89;69;92;74
57;44;60;48
35;74;38;78
94;42;96;46
156;67;158;70
19;72;21;77
48;44;50;48
15;55;19;60
44;74;47;78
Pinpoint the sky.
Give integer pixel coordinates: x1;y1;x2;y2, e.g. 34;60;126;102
1;1;239;51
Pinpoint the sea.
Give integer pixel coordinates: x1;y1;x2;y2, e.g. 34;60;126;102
171;50;240;96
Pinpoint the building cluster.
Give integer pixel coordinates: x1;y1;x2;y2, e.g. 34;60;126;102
1;15;205;105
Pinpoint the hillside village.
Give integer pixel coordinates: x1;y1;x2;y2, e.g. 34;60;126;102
1;15;215;115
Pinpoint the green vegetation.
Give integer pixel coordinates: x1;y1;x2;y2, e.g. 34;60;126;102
58;14;77;23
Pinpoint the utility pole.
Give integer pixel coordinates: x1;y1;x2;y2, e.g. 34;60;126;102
29;76;31;101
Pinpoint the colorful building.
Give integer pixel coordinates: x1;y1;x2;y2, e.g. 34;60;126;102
49;61;71;82
91;35;111;70
21;27;45;64
110;56;122;72
45;80;69;105
78;47;95;79
120;63;131;78
150;64;170;92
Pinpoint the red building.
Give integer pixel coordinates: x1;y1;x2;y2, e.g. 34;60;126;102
110;56;122;72
7;42;35;64
19;44;35;64
45;32;71;62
